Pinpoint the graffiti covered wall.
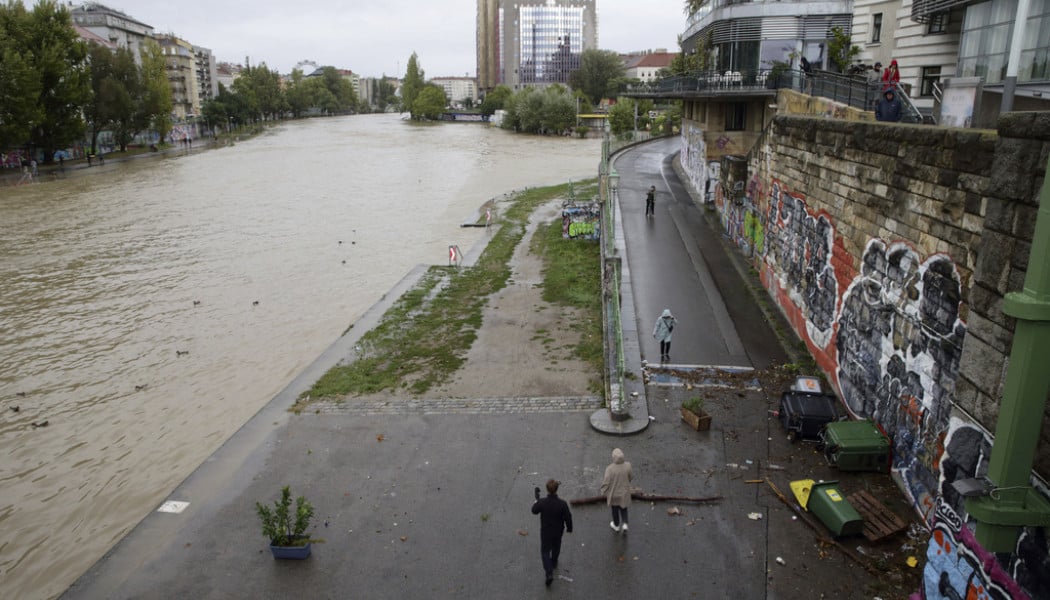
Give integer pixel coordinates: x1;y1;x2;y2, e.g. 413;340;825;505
675;113;1050;600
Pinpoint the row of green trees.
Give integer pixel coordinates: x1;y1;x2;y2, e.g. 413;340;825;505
2;1;380;163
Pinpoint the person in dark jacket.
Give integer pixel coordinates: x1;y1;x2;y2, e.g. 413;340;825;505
531;478;573;587
875;88;903;122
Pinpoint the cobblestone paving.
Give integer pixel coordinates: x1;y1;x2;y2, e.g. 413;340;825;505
308;396;604;415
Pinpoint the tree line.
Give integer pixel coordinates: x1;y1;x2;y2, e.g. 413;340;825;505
1;1;390;164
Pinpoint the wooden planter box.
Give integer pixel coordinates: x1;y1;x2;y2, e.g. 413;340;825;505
680;407;712;431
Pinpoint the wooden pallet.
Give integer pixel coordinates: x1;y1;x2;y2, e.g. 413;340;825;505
848;490;908;542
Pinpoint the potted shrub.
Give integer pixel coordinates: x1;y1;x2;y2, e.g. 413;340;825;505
681;396;712;431
256;485;316;559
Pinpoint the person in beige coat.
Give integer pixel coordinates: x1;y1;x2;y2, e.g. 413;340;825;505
601;448;633;533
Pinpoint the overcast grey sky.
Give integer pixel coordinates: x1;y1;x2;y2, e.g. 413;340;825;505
91;0;689;77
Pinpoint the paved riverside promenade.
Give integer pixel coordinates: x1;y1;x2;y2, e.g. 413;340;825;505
62;140;919;599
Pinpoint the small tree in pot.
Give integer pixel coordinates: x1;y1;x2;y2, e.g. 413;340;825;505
256;485;316;559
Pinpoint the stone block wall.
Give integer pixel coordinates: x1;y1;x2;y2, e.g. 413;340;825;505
692;112;1049;599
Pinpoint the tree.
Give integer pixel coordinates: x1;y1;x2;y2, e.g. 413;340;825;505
539;87;576;134
568;49;625;106
107;46;141;151
320;67;357;112
413;84;447;120
401;52;425;116
3;1;90;162
138;39;172;142
0;3;43;150
827;26;860;73
608;97;653;136
684;0;709;16
479;84;512;116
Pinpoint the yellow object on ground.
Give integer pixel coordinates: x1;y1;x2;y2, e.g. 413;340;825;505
790;479;815;509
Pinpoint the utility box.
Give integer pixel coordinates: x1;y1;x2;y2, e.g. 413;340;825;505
820;420;891;472
793;479;865;537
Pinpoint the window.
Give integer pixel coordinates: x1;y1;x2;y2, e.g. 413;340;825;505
872;13;883;43
920;66;942;97
928;12;948;34
725;103;746;131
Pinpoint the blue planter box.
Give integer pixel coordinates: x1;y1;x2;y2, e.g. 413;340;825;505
269;541;311;559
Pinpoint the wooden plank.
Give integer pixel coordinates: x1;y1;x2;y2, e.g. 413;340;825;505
848;490;907;542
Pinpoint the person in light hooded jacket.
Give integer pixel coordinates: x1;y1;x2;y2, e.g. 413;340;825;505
601;448;633;533
653;308;678;362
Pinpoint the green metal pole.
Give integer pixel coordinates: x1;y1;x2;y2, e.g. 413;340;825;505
967;153;1050;551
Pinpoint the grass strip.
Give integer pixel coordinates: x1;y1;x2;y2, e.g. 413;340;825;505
298;179;600;404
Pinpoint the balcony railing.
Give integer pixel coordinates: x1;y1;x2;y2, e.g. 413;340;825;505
626;68;930;124
625;69;788;97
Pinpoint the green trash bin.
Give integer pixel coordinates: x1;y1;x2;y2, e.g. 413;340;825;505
820;420;891;472
807;480;864;537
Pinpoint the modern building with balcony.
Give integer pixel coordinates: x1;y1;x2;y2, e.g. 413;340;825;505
632;0;852;195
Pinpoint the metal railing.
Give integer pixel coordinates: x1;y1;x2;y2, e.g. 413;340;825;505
806;69;927;124
625;68;787;97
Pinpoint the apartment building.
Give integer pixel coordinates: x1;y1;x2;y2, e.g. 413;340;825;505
624;51;677;83
852;0;1050;125
430;77;479;107
194;46;219;104
156;34;201;119
70;2;154;65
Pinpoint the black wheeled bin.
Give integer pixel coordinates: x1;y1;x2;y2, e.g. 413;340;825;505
778;391;846;441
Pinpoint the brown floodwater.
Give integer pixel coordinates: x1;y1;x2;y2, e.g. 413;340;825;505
0;113;601;598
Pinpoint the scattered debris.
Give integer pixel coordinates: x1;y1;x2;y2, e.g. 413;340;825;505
667;507;682;516
775;556;786;565
558;575;573;582
906;556;918;568
376;434;385;442
748;512;763;520
517;530;528;536
32;420;49;428
400;536;408;542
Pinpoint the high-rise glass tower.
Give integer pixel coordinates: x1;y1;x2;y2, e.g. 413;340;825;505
477;0;597;92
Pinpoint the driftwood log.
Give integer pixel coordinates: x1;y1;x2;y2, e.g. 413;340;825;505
570;491;723;506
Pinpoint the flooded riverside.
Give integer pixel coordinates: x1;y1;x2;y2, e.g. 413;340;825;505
0;113;601;599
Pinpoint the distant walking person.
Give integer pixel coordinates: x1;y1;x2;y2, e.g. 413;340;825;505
645;185;656;217
602;448;633;534
881;59;900;92
653;308;678;362
531;479;573;587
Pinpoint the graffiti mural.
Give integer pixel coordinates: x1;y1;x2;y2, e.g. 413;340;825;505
922;418;1050;599
679;124;707;196
836;240;967;519
561;203;601;240
925;500;1025;600
762;180;841;351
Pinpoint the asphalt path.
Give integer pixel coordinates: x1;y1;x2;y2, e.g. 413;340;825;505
614;138;783;371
